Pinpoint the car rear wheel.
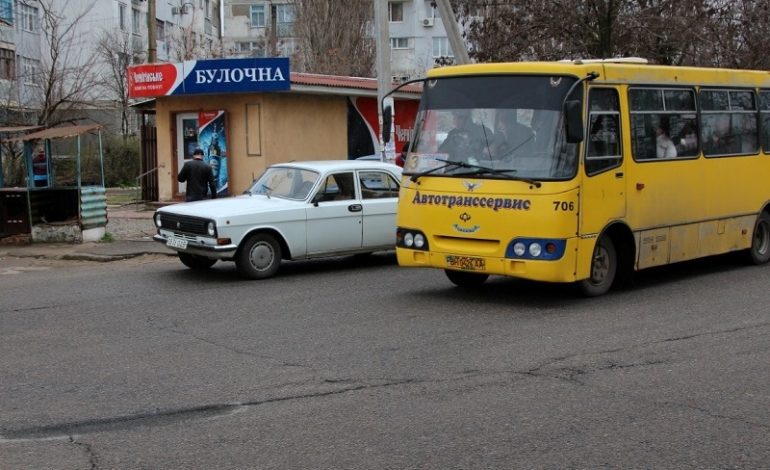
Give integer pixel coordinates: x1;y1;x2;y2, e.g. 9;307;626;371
445;269;489;287
578;235;617;297
748;213;770;265
178;253;216;270
236;233;282;279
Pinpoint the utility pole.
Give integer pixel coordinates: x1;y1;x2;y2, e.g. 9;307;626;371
374;0;392;160
434;0;469;64
147;0;157;62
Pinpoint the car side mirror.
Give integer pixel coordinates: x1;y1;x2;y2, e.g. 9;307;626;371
565;100;584;143
382;105;392;145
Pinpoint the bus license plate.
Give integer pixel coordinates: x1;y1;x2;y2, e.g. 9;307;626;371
446;255;485;271
166;236;188;250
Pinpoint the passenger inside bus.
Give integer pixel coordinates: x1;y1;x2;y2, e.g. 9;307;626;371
438;110;491;162
492;110;534;162
655;118;678;158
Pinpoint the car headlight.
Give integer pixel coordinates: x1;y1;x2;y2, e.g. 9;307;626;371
154;213;162;228
207;221;216;236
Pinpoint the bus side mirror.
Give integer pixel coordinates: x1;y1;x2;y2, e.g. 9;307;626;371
565;100;584;143
382;105;392;144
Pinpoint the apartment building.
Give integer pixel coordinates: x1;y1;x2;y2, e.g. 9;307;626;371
0;0;222;126
222;0;458;81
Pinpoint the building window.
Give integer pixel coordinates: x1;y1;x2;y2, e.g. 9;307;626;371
389;2;403;22
0;0;12;24
0;48;14;80
20;3;38;32
132;7;141;34
250;4;265;27
432;37;453;58
21;56;40;85
156;19;166;41
237;41;264;56
390;37;409;49
118;2;127;31
275;4;295;37
204;0;211;18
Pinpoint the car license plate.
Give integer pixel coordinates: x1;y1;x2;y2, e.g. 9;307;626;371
166;236;188;249
446;255;485;271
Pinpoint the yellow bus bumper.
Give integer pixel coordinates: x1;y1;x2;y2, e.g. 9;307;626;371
396;237;580;283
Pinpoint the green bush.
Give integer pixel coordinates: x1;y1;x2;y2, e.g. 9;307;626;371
102;136;141;187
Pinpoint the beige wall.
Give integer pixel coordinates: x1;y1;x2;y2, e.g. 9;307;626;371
155;92;348;201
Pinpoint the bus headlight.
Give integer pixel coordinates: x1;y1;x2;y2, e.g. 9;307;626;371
397;228;429;251
528;243;542;257
506;238;566;260
414;233;425;249
513;242;526;256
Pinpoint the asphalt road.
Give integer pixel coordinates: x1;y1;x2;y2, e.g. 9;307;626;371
0;252;769;469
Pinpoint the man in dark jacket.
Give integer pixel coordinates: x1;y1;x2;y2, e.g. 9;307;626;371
178;148;217;201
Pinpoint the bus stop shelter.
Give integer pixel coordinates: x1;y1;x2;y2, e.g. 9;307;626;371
0;124;108;243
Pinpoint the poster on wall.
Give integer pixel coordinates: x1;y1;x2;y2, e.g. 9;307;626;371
198;110;228;197
349;96;419;159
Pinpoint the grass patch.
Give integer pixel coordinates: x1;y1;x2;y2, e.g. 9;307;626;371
100;232;115;243
106;187;140;206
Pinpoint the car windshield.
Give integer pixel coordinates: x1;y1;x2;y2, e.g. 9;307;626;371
246;167;319;200
405;75;581;181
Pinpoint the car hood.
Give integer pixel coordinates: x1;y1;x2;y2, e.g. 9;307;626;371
159;195;305;219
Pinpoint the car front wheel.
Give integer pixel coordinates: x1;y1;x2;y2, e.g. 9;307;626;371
445;269;489;287
236;233;282;279
178;253;217;270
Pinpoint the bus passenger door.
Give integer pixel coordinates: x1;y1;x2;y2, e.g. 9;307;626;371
580;88;627;245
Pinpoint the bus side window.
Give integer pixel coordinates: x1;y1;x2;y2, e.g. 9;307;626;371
701;89;757;157
585;88;622;175
760;90;770;151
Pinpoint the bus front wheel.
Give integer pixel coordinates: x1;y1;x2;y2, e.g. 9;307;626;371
445;269;489;287
579;236;617;297
748;213;770;265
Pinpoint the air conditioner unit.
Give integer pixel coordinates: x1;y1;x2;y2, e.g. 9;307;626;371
391;74;410;84
422;17;434;27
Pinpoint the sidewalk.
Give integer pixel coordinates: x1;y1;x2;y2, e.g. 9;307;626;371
0;205;175;262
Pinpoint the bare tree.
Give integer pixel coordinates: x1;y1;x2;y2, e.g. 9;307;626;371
290;0;375;77
96;32;136;138
454;0;770;69
168;8;224;61
34;0;101;127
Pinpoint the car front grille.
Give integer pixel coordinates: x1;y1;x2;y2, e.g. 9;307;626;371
159;213;210;236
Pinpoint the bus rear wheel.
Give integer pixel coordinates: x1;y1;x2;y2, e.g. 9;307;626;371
445;269;489;287
579;236;617;297
748;213;770;265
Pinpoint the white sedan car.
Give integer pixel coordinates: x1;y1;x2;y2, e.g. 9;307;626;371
153;160;402;279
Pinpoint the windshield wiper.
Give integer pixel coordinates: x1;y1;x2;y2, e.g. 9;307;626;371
464;167;542;187
409;159;475;182
261;184;272;198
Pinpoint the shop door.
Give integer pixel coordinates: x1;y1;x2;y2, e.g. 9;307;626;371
176;113;200;195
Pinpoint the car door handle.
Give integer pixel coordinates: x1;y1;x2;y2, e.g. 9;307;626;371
348;204;362;212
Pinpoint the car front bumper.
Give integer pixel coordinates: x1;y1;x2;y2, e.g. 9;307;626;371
154;232;238;259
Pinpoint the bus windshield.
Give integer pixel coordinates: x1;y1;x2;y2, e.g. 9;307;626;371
406;75;581;181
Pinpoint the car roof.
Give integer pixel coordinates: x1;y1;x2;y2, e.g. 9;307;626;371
271;159;402;174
